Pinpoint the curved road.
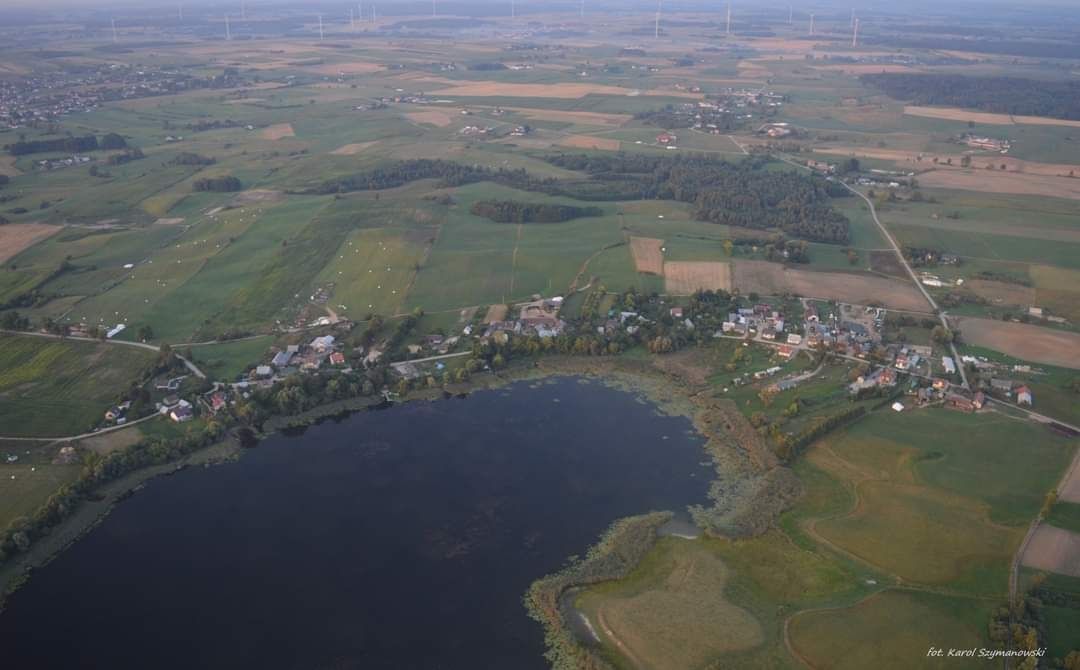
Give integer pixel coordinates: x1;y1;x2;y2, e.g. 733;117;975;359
840;184;969;389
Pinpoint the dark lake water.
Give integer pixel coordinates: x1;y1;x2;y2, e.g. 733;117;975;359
0;376;711;670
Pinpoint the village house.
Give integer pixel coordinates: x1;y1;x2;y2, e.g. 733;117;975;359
656;132;677;145
329;351;346;366
1016;385;1033;406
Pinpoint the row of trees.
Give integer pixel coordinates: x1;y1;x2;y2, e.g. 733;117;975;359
193;175;242;192
469;200;602;223
5;132;126;156
862;73;1080;121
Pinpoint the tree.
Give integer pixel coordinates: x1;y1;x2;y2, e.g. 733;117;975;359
722;239;734;256
100;133;127;150
931;325;953;344
137;325;154;342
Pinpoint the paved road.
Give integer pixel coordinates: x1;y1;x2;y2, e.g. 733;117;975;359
392;351;472;366
840;184;970;389
1;328;205;379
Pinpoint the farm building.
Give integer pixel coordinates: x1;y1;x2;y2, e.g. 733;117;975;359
1016;386;1033;406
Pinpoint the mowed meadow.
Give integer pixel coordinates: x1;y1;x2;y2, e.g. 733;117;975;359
574;407;1077;670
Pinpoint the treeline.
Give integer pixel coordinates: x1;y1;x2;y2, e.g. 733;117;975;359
5;132;126;156
170;152;216;166
193;175;242;192
304;159;557;193
544;153;851;243
862;73;1080;121
305;155;850;243
470;200;602;223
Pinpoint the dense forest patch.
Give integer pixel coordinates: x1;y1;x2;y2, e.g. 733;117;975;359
469;200;602;223
303;155;850;243
861;73;1080;121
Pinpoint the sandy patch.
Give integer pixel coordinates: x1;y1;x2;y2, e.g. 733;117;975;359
813;64;918;74
503;107;631;127
0;224;60;264
664;261;732;294
630;237;665;275
916;169;1080;201
734;260;931;312
330;141;379;156
0;156;20;177
431;82;700;99
904;105;1080;128
483;304;508;323
966;280;1036;307
153;217;186;226
306;61;385;76
406;110;453;127
558;135;621;151
261;123;295;140
953;316;1080;369
231;189;284;205
1022;525;1080;578
223;97;266;105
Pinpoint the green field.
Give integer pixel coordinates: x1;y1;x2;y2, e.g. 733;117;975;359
0;334;156;437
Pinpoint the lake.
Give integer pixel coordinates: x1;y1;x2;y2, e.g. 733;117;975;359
0;376;711;669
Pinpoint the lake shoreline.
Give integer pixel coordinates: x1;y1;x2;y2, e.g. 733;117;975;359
0;351;794;633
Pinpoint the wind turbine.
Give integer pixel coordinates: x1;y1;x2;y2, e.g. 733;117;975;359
655;0;661;39
809;12;815;36
726;2;732;36
111;18;118;42
225;14;231;40
318;13;324;39
852;17;860;47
